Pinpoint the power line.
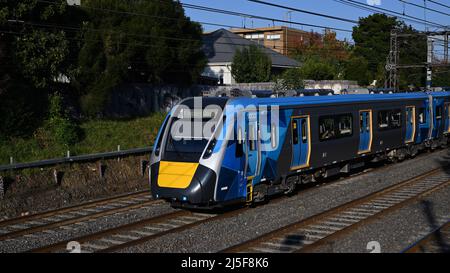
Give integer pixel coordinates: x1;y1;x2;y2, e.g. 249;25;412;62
1;25;352;58
248;0;359;24
428;0;450;10
398;0;450;17
180;2;353;33
335;0;446;29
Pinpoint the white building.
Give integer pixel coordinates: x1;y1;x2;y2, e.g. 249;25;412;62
202;29;300;85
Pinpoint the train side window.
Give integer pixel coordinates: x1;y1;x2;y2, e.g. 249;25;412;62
419;108;426;124
301;119;307;143
292;120;299;144
338;114;352;137
378;111;389;129
436;106;442;119
236;127;244;157
319;116;335;141
390;109;402;128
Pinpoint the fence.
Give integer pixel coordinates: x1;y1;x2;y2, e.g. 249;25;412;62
0;147;153;172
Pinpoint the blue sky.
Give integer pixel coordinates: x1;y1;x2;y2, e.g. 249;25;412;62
183;0;450;42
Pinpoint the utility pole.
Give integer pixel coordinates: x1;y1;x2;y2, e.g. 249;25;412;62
445;32;449;64
426;36;434;90
387;29;399;92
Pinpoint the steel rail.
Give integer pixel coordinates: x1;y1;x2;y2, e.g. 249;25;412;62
0;192;159;241
221;167;449;253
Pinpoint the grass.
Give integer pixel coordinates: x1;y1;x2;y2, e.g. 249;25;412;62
0;112;166;165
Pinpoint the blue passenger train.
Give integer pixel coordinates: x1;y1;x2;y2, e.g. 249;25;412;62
149;92;450;208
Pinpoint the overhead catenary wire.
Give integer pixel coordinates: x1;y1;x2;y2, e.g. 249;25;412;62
334;0;446;29
428;0;450;10
248;0;358;24
398;0;450;17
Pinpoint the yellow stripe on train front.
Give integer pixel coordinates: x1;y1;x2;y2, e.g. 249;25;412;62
157;161;199;189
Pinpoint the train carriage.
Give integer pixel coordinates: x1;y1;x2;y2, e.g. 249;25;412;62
150;92;450;209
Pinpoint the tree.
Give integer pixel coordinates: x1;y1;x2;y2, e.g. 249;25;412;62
290;30;351;79
344;55;371;86
0;0;83;139
352;14;398;77
277;68;305;90
352;14;427;89
300;59;336;81
231;45;272;83
76;0;206;116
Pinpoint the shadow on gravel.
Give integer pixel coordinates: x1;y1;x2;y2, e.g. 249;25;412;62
279;234;308;252
420;200;450;253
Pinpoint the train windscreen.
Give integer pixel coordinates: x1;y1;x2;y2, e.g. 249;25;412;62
162;114;219;162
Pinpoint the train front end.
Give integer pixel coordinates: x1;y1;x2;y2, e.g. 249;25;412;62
149;97;228;208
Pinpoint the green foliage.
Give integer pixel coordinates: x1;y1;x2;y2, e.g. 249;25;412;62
352;14;398;75
45;94;81;146
0;81;48;139
344;55;371;86
300;59;336;81
14;30;69;89
432;69;450;87
0;113;166;164
231;45;272;83
352;14;427;88
76;0;206;116
290;31;351;81
0;0;85;139
277;68;305;90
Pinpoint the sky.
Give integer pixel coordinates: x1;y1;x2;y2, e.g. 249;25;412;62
182;0;450;42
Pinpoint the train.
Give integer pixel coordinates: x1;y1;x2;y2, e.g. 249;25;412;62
149;92;450;209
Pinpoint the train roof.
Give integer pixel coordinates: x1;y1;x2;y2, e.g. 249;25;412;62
226;92;450;108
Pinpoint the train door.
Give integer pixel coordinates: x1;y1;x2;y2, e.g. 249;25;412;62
358;110;372;154
435;104;443;136
405;106;416;143
290;116;311;170
245;112;259;202
445;103;450;133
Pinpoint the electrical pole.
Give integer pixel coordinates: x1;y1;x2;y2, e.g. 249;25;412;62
445;32;449;64
426;35;434;90
387;29;399;92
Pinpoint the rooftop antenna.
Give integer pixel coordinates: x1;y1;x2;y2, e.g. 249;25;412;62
284;11;293;28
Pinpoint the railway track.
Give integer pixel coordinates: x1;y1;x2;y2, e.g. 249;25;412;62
0;190;161;241
403;221;450;253
221;167;450;253
29;207;249;253
1;150;446;252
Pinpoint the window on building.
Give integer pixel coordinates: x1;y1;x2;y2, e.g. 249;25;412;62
266;34;281;40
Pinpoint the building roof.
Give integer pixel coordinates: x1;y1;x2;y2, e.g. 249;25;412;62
230;26;310;35
202;28;300;68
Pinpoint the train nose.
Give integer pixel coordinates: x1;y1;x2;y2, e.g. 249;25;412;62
150;161;216;205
